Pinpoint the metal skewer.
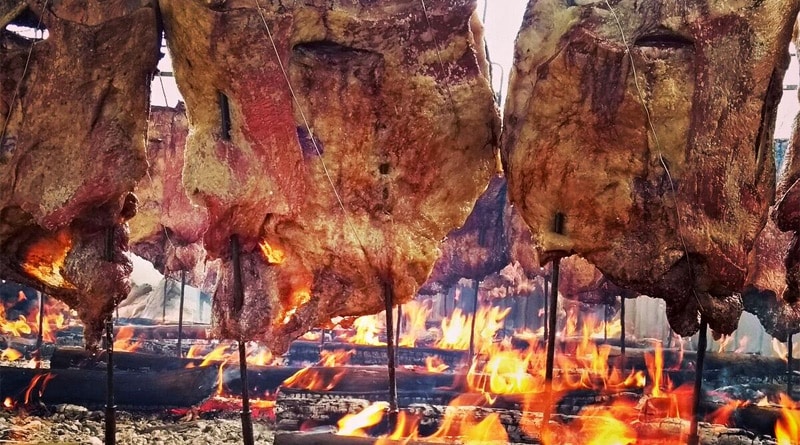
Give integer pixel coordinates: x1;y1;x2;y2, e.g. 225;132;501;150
383;278;399;428
789;334;794;396
542;213;565;433
468;281;480;363
35;292;45;364
620;295;626;368
688;317;708;445
230;235;254;445
395;304;402;363
543;268;550;340
104;228;116;445
177;269;186;358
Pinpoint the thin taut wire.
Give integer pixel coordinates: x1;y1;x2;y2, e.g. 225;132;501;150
0;0;50;148
252;0;369;255
603;0;704;311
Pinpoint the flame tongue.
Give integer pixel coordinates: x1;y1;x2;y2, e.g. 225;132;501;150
21;229;76;289
336;401;388;437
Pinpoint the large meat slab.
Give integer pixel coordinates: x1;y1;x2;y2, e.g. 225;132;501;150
502;0;799;335
0;1;159;346
128;105;217;291
160;0;499;352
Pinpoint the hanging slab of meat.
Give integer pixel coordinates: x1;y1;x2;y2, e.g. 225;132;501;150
419;175;509;296
744;39;800;339
0;1;159;346
128;105;216;291
160;0;499;352
502;0;799;336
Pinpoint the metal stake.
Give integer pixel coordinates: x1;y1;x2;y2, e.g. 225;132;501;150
543;271;550;339
789;334;794;396
162;274;168;324
620;296;626;368
35;292;45;356
688;317;708;445
230;235;254;445
104;228;116;445
542;213;565;431
603;302;608;343
383;278;399;422
177;270;186;358
468;281;480;362
395;304;402;361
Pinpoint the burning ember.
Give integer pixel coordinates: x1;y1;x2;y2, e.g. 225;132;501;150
21;229;75;289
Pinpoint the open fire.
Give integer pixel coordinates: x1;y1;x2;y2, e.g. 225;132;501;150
0;280;798;444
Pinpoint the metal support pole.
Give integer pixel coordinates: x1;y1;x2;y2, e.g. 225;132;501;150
177;270;186;358
104;228;116;445
688;317;708;445
468;281;480;363
162;274;168;324
542;213;564;432
383;278;399;425
543;272;550;339
35;292;45;355
230;236;254;445
238;340;254;445
620;296;626;368
395;304;402;360
789;334;794;396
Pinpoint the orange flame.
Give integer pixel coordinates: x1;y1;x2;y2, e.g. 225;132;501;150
336;402;388;437
280;289;311;325
425;356;449;373
23;372;54;405
3;397;13;409
462;412;508;444
22;229;75;289
435;306;510;352
1;348;22;361
350;314;385;346
776;393;800;445
258;240;285;265
113;326;142;352
283;350;352;391
398;301;431;348
377;410;420;443
0;305;32;337
707;399;746;426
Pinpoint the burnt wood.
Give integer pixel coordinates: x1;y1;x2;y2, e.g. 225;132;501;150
288;341;468;369
0;365;218;408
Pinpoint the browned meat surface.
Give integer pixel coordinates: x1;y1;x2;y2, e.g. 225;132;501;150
129;105;215;290
420;175;510;295
160;0;499;352
502;0;799;336
0;1;159;346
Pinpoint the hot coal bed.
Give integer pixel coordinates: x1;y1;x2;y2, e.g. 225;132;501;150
0;276;799;445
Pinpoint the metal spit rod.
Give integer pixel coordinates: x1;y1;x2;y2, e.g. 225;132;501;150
35;292;45;361
383;279;399;420
177;269;186;358
620;295;626;368
104;227;116;445
542;213;565;432
395;304;402;364
468;280;480;363
688;317;708;445
230;235;255;445
789;334;794;396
